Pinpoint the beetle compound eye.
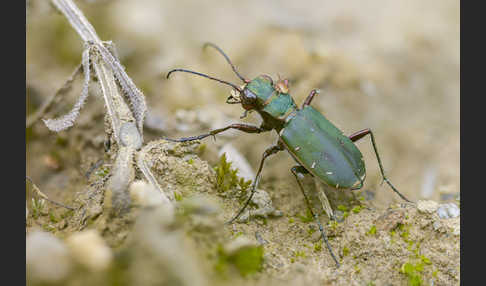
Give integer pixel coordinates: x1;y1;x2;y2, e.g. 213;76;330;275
241;89;257;110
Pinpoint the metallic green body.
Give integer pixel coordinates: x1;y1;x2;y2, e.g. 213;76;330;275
245;75;365;189
246;76;297;119
280;106;366;189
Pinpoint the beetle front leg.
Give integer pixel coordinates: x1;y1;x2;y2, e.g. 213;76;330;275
226;143;284;224
348;128;412;202
163;123;267;142
301;89;320;108
291;166;340;268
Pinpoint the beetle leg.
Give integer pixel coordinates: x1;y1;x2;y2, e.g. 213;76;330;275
226;143;284;224
348;128;412;203
301;89;320;108
314;178;336;221
291;166;340;268
162;123;267;142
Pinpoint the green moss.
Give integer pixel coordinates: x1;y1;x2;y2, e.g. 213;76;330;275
298;209;313;223
342;246;350;257
329;220;338;230
337;205;348;212
400;262;424;286
352;206;362;214
49;212;59;223
215;244;264;277
343;211;350;219
288;217;295;223
367;225;377;236
95;166;110;178
198;143;207;155
420;255;432;265
229;246;264;277
214;153;252;195
187;158;194;165
294;250;306;259
307;227;316;236
31;198;45;219
174;191;183;202
313;242;322;252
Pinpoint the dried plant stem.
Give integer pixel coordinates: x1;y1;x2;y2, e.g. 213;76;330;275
26;64;82;128
51;0;147;135
26;176;75;210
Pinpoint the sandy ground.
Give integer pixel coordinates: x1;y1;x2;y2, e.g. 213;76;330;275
26;1;459;285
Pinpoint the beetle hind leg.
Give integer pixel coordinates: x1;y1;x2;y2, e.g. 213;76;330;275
291;166;340;268
313;178;336;220
348;128;412;203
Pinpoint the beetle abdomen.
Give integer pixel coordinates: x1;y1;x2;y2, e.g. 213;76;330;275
280;106;366;189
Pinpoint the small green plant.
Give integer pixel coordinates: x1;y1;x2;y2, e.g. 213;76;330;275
352;205;362;214
400;262;424;286
342;246;350;257
214;153;252;194
31;198;46;219
174;191;183;202
298;209;313;223
215;244;264;277
337;205;348;212
294;250;306;259
367;225;377;235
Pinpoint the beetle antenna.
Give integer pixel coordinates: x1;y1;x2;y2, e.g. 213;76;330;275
203;42;249;83
167;69;242;92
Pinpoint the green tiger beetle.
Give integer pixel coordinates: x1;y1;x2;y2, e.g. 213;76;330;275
164;43;412;268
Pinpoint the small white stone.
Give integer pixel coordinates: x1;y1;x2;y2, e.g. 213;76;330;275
130;180;167;207
26;231;71;283
437;203;460;219
417;200;439;214
66;230;112;272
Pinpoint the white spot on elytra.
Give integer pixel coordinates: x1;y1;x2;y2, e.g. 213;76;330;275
295;146;300;151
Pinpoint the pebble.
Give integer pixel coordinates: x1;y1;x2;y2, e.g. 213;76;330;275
26;231;72;283
130;180;167;207
66;230;113;271
437;203;460;219
417;200;439;214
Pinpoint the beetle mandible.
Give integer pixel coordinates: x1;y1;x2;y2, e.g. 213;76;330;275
164;43;412;267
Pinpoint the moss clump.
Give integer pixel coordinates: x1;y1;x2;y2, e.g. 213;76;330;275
215;244;264;278
174;191;183;202
400;262;424;286
230;246;264;277
351;205;362;214
214;153;252;194
367;225;377;236
342;246;350;257
298;209;313;223
337;205;348;212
